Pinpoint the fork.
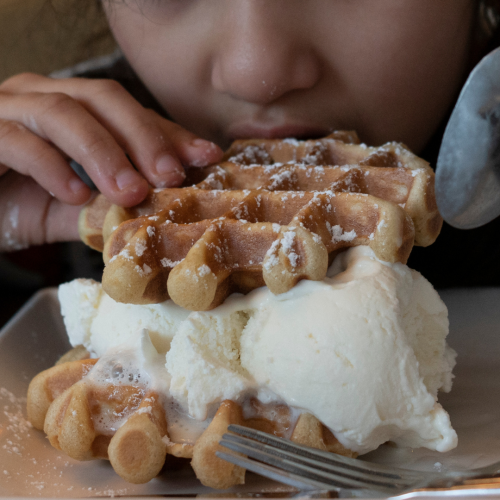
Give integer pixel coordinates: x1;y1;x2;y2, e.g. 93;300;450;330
217;425;500;498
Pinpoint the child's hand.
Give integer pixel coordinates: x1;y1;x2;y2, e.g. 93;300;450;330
0;73;223;251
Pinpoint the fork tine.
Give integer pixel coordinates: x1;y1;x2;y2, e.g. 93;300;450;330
216;450;345;492
220;434;411;490
219;436;402;492
227;425;420;481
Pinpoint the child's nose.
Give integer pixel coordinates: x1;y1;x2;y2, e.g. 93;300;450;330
211;1;321;105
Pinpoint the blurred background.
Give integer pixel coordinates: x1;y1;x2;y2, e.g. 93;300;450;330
0;0;115;82
0;0;116;328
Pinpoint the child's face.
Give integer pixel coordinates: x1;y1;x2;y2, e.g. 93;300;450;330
105;0;476;152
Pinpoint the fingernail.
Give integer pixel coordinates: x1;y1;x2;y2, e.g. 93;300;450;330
191;138;212;147
69;178;87;194
190;138;221;152
156;154;183;174
156;155;186;186
116;169;143;191
187;140;222;167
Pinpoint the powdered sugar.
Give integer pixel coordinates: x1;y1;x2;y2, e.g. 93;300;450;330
312;232;322;244
326;222;357;243
282;138;300;146
135;264;152;276
201;169;226;190
197;264;212;277
280;230;299;268
1;388;32;456
0;383;134;495
228;145;273;165
377;219;387;231
268;169;294;190
160;258;182;268
263;239;280;271
115;247;133;262
136;406;152;416
135;239;147;257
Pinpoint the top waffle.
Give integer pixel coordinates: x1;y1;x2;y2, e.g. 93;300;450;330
79;132;442;311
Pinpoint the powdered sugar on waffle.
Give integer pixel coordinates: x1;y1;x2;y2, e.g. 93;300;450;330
197;265;212;277
229;145;273;165
263;239;280;271
326;222;357;243
135;239;147;257
280;230;299;268
135;264;152;276
161;258;183;268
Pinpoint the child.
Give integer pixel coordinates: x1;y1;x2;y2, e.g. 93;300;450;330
0;0;499;285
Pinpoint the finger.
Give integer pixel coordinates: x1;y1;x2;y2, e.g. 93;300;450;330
45;196;86;243
118;110;188;188
2;75;185;188
59;81;190;187
0;119;91;205
116;116;223;187
0;172;81;252
0;91;149;207
166;125;224;168
2;74;223;187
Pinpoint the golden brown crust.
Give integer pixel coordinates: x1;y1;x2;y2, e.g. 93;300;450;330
291;413;357;459
78;133;440;310
28;359;359;488
92;189;413;309
44;382;96;461
78;195;112;252
108;393;168;483
191;401;246;489
27;358;97;430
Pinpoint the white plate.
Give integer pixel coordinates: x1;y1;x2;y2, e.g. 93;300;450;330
0;287;500;497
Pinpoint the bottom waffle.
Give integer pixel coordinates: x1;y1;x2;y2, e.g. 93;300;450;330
27;352;356;489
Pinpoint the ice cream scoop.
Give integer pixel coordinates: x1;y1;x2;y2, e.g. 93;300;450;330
59;247;457;455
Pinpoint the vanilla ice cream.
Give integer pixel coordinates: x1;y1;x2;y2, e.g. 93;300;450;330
59;279;190;356
58;246;457;455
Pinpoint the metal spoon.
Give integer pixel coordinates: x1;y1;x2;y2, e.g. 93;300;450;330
436;47;500;229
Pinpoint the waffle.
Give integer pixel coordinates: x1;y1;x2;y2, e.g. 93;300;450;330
79;133;439;311
27;353;355;488
32;133;442;487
